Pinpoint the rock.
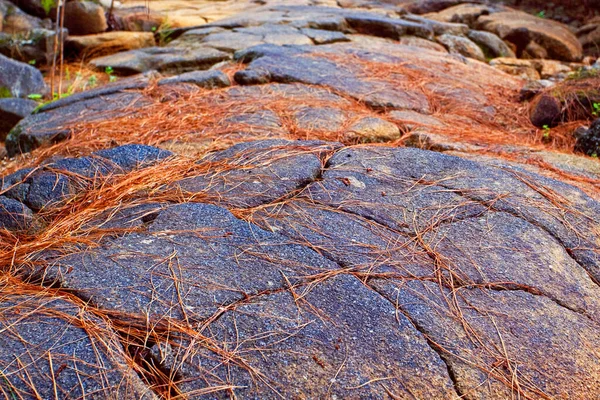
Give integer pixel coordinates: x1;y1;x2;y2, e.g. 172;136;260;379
402;0;484;14
490;57;540;80
0;0;50;33
436;33;486;61
0;28;64;65
63;0;107;35
574;119;600;157
1;144;172;211
6;0;55;19
150;275;459;399
110;6;165;32
65;31;156;57
300;27;350;44
344;12;434;40
578;24;600;57
477;11;583;61
0;97;37;140
519;79;554;101
0;53;46;98
0;196;32;231
531;59;572;79
426;3;497;26
6;89;149;156
388;109;445;131
522;40;548;59
343;116;401;143
158;69;231;88
399;35;448;52
41;202;340;320
529;93;562;128
467;29;516;58
234;44;432;112
90;46;231;75
292;106;347;133
0;288;156;399
174;140;337;208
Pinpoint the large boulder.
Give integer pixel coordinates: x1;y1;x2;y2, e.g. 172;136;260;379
0;53;46;98
477;11;583;61
63;0;107;35
65;31;155;57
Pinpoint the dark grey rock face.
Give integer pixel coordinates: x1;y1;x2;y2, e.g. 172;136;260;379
0;97;37;140
575;119;600;157
0;53;46;98
158;69;231;88
174;139;339;208
0;289;156;399
5;91;151;157
41;202;338;321
0;144;172;219
0;195;33;230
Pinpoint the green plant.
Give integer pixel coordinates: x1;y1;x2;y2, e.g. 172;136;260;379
542;124;551;142
156;18;174;46
28;59;36;65
88;74;98;88
536;10;546;18
105;66;118;83
41;0;56;15
27;93;43;100
592;102;599;117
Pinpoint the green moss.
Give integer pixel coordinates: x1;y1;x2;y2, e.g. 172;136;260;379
567;68;599;81
0;87;12;98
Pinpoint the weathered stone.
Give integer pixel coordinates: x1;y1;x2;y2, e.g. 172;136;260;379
65;31;156;56
0;97;37;140
467;29;516;58
90;46;231;75
158;69;231;88
0;53;46;98
436;33;486;61
6;91;150;156
235;44;431;112
574;118;600;157
388;109;445;130
93;144;173;172
152;275;459;399
529;93;562;128
522;39;548;59
0;195;32;231
426;3;497;26
175;140;336;208
300;27;350;44
399;35;448;52
373;279;600;399
477;11;583;61
63;0;108;35
0;28;64;65
343;116;401;143
292;106;347;133
42;202;338;321
531;59;572;79
0;289;156;399
490;57;540;80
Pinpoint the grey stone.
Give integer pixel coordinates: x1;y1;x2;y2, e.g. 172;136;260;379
234;44;431;112
0;196;32;231
0;290;156;399
93;144;173;172
0;97;37;140
158;69;231;88
6;91;151;156
90;46;231;75
175;140;337;208
300;28;350;44
0;52;46;98
63;0;107;35
467;29;516;58
151;275;459;399
42;202;338;321
436;33;486;61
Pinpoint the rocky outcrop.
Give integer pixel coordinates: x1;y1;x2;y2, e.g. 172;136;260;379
1;1;599;399
0;52;46;97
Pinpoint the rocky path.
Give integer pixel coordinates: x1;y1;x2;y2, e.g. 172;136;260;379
1;0;600;399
